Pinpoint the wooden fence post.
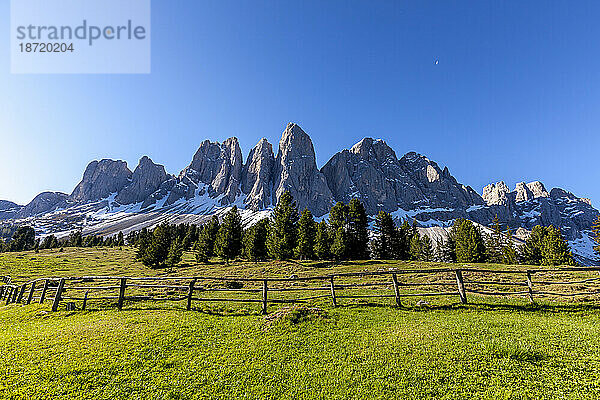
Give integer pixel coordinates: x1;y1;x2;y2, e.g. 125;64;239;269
392;273;401;307
51;278;65;312
117;278;127;310
16;284;26;303
82;291;89;311
12;286;19;303
455;269;467;304
261;279;268;315
526;271;535;303
187;278;197;311
329;276;337;307
39;279;49;304
5;287;13;305
26;281;36;305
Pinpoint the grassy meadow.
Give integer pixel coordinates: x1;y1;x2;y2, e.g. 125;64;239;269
1;247;600;399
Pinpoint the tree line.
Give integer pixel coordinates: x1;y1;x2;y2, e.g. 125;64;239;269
0;227;126;253
132;191;582;268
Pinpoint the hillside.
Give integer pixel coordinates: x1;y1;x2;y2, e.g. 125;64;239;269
2;248;600;399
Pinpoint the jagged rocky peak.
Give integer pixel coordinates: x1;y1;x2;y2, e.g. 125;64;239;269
115;156;169;205
19;191;70;218
482;181;511;206
273;123;334;216
350;137;398;161
71;159;132;203
242;138;275;210
176;137;243;205
515;181;549;202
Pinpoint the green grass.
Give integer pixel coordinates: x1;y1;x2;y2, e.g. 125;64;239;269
2;248;600;399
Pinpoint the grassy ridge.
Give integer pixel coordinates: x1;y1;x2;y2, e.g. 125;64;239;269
2;248;600;399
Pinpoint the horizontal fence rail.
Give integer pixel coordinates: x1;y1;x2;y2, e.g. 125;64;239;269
1;266;600;313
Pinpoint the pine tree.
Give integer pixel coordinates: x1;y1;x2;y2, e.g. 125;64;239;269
397;220;412;260
243;219;269;261
521;225;547;265
541;226;574;266
502;227;518;265
116;231;125;247
215;206;243;262
485;215;504;263
203;216;220;257
420;234;434;262
140;223;172;268
331;226;348;261
9;226;36;251
295;209;316;260
347;199;369;259
314;221;331;260
267;191;299;260
329;202;348;232
166;237;184;266
371;211;398;259
409;231;422;261
593;216;600;256
194;236;210;263
452;219;486;263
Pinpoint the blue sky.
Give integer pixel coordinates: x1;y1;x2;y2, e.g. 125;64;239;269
1;1;599;205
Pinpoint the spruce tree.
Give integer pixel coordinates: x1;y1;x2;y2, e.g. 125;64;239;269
521;225;547;265
502;227;518;265
331;226;348;261
140;223;172;268
371;211;398;259
267;191;299;260
215;206;243;262
485;215;504;263
116;231;125;247
166;237;184;266
593;216;600;256
203;216;220;257
296;209;316;260
314;221;331;260
397;220;412;260
409;231;422;261
452;219;486;263
420;234;433;262
347;199;369;259
329;202;348;232
541;226;574;266
243;219;269;261
194;236;210;263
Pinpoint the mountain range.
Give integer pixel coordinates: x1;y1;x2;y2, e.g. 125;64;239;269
1;123;598;264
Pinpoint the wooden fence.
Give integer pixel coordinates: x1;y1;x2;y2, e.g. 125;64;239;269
2;267;600;313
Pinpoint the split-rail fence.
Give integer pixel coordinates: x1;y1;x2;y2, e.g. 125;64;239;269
2;267;600;314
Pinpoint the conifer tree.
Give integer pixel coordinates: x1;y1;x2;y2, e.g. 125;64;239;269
452;219;486;263
541;226;574;266
329;202;348;232
296;209;316;260
166;237;184;266
314;221;331;260
215;206;243;262
397;220;412;260
593;216;600;256
501;227;518;265
409;231;422;261
347;199;369;259
194;236;210;263
116;231;125;247
202;216;220;257
267;191;299;260
521;225;547;265
331;226;348;261
139;223;172;268
485;215;504;263
420;234;434;262
371;211;398;259
243;219;269;261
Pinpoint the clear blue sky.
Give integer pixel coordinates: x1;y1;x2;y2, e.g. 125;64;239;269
1;1;599;205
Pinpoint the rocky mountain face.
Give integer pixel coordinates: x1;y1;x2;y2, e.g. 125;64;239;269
322;137;483;215
242;138;275;210
115;156;169;206
272;123;334;216
71;159;132;203
1;122;598;263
